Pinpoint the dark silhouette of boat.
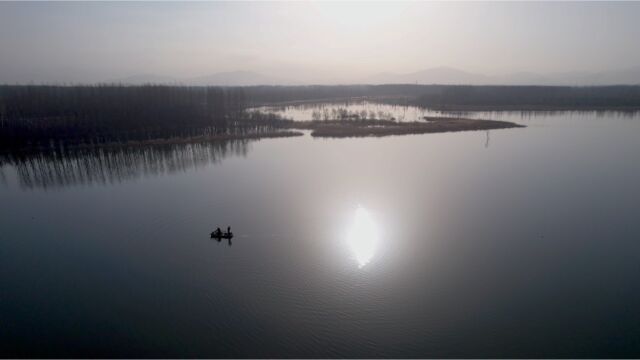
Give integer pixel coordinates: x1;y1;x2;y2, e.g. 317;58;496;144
210;230;233;239
211;226;233;240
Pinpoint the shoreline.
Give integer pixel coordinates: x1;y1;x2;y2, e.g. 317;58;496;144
251;97;640;113
0;130;304;154
411;104;640;112
0;117;524;152
375;98;640;112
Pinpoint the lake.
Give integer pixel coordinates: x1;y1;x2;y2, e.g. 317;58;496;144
2;109;640;357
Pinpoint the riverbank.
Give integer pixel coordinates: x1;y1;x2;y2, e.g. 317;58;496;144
90;130;305;148
0;130;304;153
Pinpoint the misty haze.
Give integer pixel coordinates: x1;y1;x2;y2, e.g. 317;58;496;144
2;1;640;359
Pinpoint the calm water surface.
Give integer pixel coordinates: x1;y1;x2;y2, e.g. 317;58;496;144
2;110;640;357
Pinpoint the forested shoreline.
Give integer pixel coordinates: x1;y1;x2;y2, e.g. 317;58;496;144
242;84;640;109
1;84;639;149
0;85;288;148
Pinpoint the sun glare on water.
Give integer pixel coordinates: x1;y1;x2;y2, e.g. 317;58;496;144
346;206;380;268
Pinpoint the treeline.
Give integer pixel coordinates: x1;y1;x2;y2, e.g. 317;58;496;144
309;107;397;121
242;84;428;105
0;85;286;148
405;85;640;110
242;84;640;110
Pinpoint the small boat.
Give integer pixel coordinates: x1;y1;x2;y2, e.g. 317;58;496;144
210;231;233;239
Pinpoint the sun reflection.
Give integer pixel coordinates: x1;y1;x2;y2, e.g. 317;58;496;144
346;206;379;268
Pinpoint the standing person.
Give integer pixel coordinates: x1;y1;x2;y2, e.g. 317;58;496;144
227;226;231;235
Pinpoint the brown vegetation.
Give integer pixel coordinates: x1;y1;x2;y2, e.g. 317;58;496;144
286;117;524;138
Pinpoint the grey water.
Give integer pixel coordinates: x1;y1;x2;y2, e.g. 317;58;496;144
2;110;640;357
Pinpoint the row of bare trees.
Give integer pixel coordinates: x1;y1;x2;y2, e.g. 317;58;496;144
0;85;275;147
310;108;396;121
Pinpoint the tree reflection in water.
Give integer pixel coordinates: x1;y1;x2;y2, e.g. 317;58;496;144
0;166;6;186
0;139;251;189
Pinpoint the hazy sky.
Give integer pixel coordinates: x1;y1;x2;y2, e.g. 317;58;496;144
1;1;640;83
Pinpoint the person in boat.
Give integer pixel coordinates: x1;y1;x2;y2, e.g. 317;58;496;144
226;226;231;235
213;227;222;237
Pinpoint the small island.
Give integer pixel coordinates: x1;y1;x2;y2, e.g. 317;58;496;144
287;117;523;138
47;117;523;148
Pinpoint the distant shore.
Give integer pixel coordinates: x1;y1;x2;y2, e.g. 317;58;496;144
252;97;640;113
409;104;640;112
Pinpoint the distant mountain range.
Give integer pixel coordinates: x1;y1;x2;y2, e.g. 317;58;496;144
107;67;640;86
364;66;640;86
